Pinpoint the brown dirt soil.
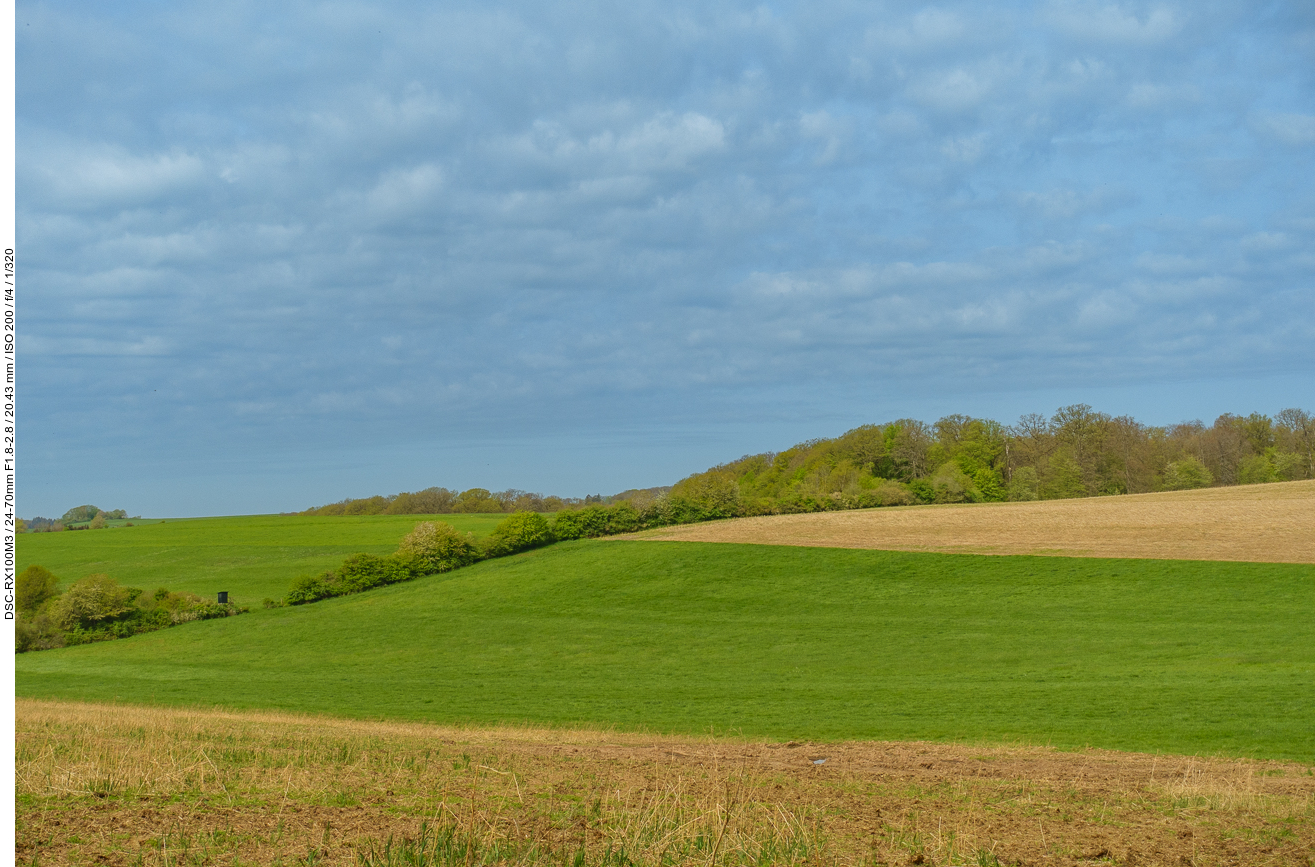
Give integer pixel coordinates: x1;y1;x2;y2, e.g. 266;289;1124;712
627;479;1315;563
17;699;1315;866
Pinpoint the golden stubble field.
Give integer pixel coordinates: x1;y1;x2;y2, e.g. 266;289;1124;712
17;699;1315;866
630;480;1315;563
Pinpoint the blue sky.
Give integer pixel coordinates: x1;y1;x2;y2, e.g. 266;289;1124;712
18;1;1315;517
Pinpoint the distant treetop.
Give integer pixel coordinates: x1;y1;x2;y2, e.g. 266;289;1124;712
59;506;128;523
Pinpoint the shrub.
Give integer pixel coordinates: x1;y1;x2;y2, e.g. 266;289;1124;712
551;507;606;540
50;575;140;631
16;612;65;652
17;565;60;615
286;572;342;605
339;553;417;592
483;512;553;558
604;501;643;533
17;576;248;652
931;462;975;503
874;480;916;507
396;522;480;574
905;478;935;504
90;511;107;529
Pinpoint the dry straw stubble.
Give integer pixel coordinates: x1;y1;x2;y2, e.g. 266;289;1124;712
630;479;1315;563
17;699;1315;866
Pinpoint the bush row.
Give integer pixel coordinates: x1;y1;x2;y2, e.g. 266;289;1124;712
16;567;247;653
285;500;721;607
283;513;554;605
287;485;882;608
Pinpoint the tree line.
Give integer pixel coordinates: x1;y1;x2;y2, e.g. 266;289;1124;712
299;406;1313;520
663;405;1314;515
299;486;669;517
22;505;133;533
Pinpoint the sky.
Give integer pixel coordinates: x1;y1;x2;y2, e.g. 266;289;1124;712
17;0;1315;518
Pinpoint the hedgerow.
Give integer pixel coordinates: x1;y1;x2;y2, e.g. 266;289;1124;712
15;568;247;653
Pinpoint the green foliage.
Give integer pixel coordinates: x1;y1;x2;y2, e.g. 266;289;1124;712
16;565;60;615
905;478;934;504
340;553;418;592
873;480;916;507
930;462;977;504
293;405;1315;526
285;573;340;605
16;570;247;652
1239;453;1280;485
50;574;141;630
551;502;659;539
1163;456;1213;490
1006;467;1040;501
1043;452;1086;499
89;511;107;530
551;506;611;540
482;512;554;558
18;542;1315;761
60;505;103;523
667;470;741;517
286;521;487;606
15;612;64;652
396;521;480;574
971;468;1006;502
288;547;464;606
454;488;503;513
601;500;642;533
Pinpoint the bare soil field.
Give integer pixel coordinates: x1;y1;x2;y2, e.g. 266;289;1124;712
630;479;1315;563
17;699;1315;866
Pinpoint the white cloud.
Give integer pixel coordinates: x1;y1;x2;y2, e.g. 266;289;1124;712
909;67;998;112
363;163;446;219
610;112;727;170
24;141;207;211
15;0;1315;506
1253;112;1315;146
1046;3;1183;43
941;132;989;163
799;109;852;165
1126;82;1199;109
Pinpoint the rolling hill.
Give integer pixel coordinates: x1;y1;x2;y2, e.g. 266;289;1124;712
16;539;1315;761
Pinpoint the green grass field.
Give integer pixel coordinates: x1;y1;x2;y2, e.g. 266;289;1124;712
16;513;508;602
16;536;1315;761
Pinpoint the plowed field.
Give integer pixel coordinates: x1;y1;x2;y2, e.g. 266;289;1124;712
631;479;1315;563
17;700;1314;867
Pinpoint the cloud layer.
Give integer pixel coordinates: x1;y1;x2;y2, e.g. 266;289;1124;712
18;0;1315;513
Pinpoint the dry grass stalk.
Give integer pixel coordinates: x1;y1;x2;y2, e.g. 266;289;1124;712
17;698;1315;866
627;479;1315;563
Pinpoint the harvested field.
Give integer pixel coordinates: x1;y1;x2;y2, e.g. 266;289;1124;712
630;479;1315;563
18;699;1315;866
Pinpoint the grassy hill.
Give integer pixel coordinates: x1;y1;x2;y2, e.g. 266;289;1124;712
16;539;1315;761
16;513;507;602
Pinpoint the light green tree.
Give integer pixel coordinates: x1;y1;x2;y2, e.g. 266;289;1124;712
17;565;60;615
1162;456;1213;490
